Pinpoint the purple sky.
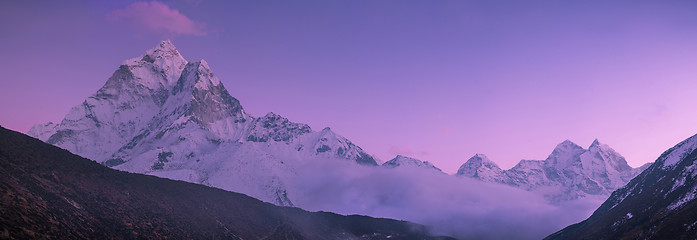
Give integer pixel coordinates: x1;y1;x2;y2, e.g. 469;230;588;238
1;0;697;172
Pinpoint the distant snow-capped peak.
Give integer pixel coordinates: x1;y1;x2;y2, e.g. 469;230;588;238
544;140;586;169
456;153;506;183
382;155;443;172
457;140;648;202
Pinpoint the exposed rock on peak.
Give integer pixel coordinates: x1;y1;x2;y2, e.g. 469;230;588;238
170;60;247;126
246;112;311;143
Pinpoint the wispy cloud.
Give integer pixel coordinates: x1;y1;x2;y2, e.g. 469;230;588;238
288;160;603;239
108;1;206;36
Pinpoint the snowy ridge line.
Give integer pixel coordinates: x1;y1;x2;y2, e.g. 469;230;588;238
455;139;651;202
28;40;652;206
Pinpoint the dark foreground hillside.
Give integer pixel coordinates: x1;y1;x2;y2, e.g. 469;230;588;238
0;126;452;240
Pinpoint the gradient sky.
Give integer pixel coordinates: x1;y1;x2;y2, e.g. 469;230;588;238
1;0;696;173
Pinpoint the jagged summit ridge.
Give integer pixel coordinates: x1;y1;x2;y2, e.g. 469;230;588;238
172;60;247;126
545;133;697;239
458;139;649;202
28;40;377;205
122;40;187;88
545;139;586;169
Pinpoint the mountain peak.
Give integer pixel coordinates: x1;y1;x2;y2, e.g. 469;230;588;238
118;40;187;87
457;154;506;182
550;140;585;156
457;154;501;176
174;60;221;92
591;138;600;145
586;139;626;164
588;139;606;152
545;140;586;170
389;155;415;161
465;153;495;166
141;40;183;63
557;140;582;149
382;155;443;172
263;112;281;118
192;60;220;88
165;60;247;126
198;59;210;70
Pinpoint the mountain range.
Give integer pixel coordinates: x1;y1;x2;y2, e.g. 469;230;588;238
456;140;651;202
28;41;649;207
23;40;697;239
546;132;697;239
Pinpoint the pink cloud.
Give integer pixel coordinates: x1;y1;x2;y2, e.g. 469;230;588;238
108;1;206;36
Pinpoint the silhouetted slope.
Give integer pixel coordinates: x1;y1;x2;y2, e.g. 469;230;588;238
0;126;451;240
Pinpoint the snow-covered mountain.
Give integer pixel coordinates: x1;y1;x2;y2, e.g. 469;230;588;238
28;41;377;206
457;139;651;202
546;133;697;239
456;153;507;183
382;155;443;173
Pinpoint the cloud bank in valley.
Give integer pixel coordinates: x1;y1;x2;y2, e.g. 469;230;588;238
288;160;605;240
108;1;206;36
